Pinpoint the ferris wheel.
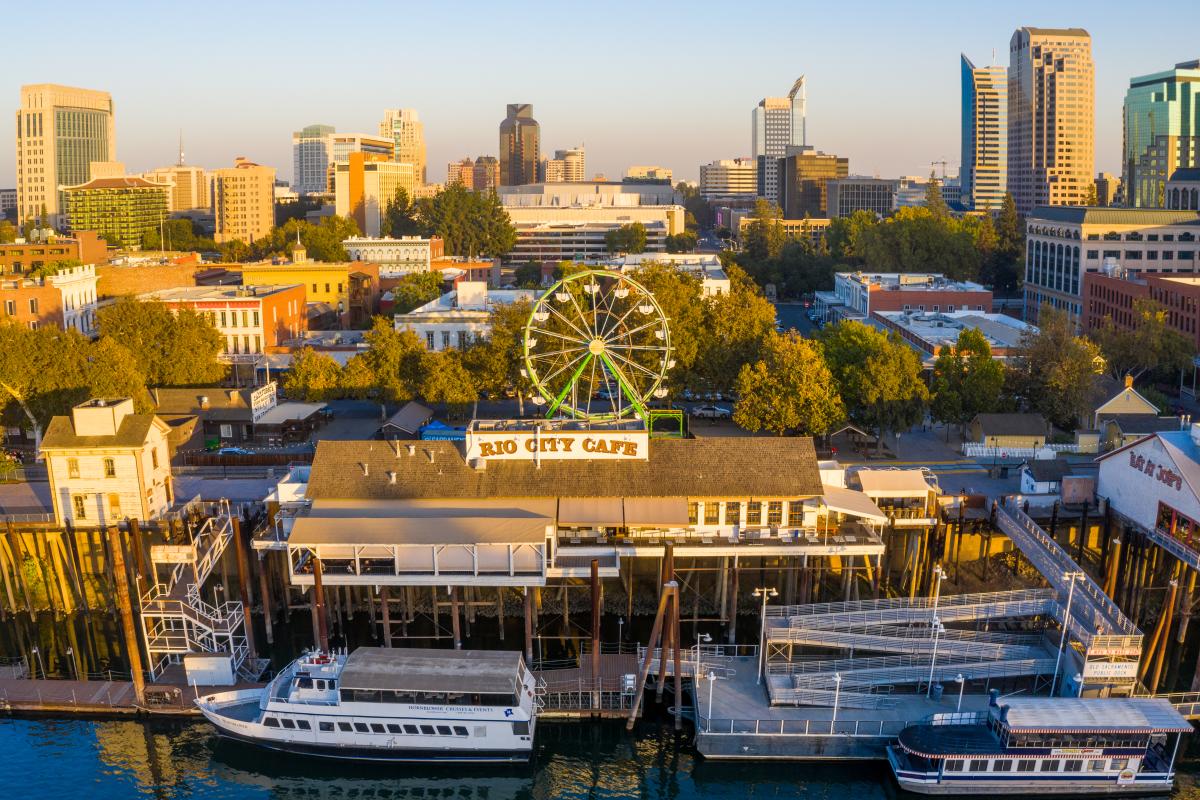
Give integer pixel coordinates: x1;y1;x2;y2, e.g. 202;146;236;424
522;269;674;420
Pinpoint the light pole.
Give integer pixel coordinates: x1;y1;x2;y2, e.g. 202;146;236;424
65;647;76;680
926;617;945;698
753;587;778;686
30;645;45;678
618;616;624;644
831;672;843;730
1074;673;1084;698
695;632;712;679
930;564;947;626
1051;572;1084;697
706;671;717;732
954;673;965;712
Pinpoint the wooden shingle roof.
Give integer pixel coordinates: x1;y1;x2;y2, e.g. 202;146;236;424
306;437;824;500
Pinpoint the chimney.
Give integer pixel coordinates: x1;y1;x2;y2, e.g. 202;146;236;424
359;462;369;477
1124;374;1134;390
199;395;210;410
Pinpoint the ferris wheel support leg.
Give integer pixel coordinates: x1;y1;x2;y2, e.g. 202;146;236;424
545;352;594;418
599;352;648;420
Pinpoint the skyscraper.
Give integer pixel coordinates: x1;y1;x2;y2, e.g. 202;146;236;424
447;158;475;188
1007;27;1094;214
961;55;1008;212
751;77;806;201
1123;59;1200;208
292;124;335;195
473;156;500;193
499;104;540;186
212;157;275;244
542;146;586;183
379;109;426;185
15;84;116;226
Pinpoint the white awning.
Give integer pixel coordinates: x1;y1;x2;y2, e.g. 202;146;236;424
558;497;624;527
623;497;690;527
820;486;888;524
255;402;325;426
855;469;934;499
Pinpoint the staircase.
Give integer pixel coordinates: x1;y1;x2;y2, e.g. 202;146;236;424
139;500;269;682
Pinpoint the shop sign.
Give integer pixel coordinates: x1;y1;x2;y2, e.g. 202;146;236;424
466;430;649;462
1082;661;1139;679
251;382;278;422
1128;451;1183;491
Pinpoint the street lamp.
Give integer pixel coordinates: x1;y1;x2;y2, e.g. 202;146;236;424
706;671;717;732
925;617;946;698
753;587;779;685
954;673;965;712
30;645;45;678
618;616;624;644
1051;572;1084;697
831;672;843;730
930;564;947;626
65;647;75;680
695;632;712;680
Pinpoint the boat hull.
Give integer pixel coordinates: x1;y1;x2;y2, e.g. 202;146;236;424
214;726;533;763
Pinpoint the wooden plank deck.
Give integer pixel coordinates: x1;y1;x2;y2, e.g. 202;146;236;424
0;678;264;717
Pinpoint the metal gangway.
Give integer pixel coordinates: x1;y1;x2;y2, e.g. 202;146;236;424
138;500;268;681
769;623;1047;662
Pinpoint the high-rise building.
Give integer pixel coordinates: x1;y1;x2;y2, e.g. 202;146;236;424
379;109;426;185
143;164;210;212
212;157;276;244
1095;172;1121;207
63;175;169;248
499;104;540;186
778;147;849;218
961;55;1008;212
1007;27;1094;214
752;77;806;201
447;158;475;188
15;84;116;227
825;177;899;217
334;152;417;237
542;146;585;183
292;124;335;195
473;156;500;193
625;166;673;184
698;159;758;202
1123;60;1200;208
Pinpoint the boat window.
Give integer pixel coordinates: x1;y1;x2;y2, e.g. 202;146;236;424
1040;760;1060;772
338;722;353;732
370;723;385;733
298;677;313;689
420;725;435;735
263;717;280;728
436;725;452;736
453;726;468;737
969;760;987;772
1110;759;1128;771
328;680;336;691
419;692;446;704
319;722;334;732
992;760;1012;772
1017;761;1036;772
1090;760;1106;771
512;721;530;736
404;724;419;734
296;719;311;730
316;680;325;691
281;718;296;729
944;761;963;772
1064;760;1082;772
387;724;402;734
354;723;369;733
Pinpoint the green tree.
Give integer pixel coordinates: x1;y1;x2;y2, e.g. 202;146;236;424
630;261;705;391
675;182;714;230
821;320;929;455
283;348;343;402
220;239;252;262
1084;184;1099;206
924;172;951;221
929;328;1006;439
1090;298;1194;380
358;317;426;404
463;298;534;415
742;198;786;261
826;210;877;262
604;222;648;254
854;206;981;281
417;184;516;258
0;220;17;244
338;354;375;400
734;333;844;436
987;193;1024;293
694;265;777;392
27;258;83;280
96;297;225;386
512;262;544;288
391;272;444;314
1010;306;1104;429
419;349;477;416
380;188;422;237
665;231;698;253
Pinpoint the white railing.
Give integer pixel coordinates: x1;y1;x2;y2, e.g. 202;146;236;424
962;443;1084;458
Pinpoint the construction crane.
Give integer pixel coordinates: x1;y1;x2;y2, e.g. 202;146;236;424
930;160;949;180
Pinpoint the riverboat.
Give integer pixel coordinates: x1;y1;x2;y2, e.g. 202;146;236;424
196;647;540;763
886;693;1191;795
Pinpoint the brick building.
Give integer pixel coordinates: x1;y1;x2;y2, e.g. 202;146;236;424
1082;269;1200;349
0;263;100;334
138;284;308;358
822;272;992;322
0;231;108;276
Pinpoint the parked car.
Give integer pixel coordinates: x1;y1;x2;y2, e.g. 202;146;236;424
692;405;732;420
216;447;252;456
595;388;620;401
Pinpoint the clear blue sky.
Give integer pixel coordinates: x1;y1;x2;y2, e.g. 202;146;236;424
3;0;1198;187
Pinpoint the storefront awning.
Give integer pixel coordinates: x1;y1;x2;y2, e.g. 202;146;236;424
820;486;887;524
622;497;690;527
855;469;934;499
558;497;624;527
255;402;325;426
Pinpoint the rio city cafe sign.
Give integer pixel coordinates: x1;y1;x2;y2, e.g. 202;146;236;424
465;429;649;462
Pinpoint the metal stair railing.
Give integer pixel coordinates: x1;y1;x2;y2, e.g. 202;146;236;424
764;588;1057;619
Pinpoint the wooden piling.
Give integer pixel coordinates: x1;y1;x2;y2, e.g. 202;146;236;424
380;587;391;647
257;553;274;645
450;587;462;649
312;556;329;652
625;582;673;731
523;587;534;663
107;526;145;705
672;583;683;731
591;558;601;710
496;587;505;641
231;518;257;657
1149;577;1180;692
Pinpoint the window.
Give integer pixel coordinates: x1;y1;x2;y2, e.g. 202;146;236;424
725;501;740;526
3;300;13;316
436;725;452;736
319;721;334;732
370;723;385;733
28;298;38;315
295;719;311;730
704;502;719;525
325;283;330;294
337;722;353;732
767;501;783;526
386;724;402;734
1089;759;1105;771
220;311;227;328
1110;758;1128;771
403;724;419;734
353;722;369;733
73;495;87;519
263;717;280;728
426;332;435;349
419;724;435;735
103;458;115;478
68;458;79;479
992;760;1012;772
453;726;468;736
151;448;159;469
280;718;296;729
1040;760;1060;772
108;494;121;517
969;760;988;772
338;283;343;294
512;720;530;736
1017;761;1036;772
746;503;762;526
220;424;233;438
297;677;313;689
945;761;964;772
688;502;698;525
312;283;318;294
252;311;260;327
1064;760;1082;772
441;332;451;350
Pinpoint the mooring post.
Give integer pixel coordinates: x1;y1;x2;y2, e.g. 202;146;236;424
257;553;274;645
726;555;739;644
231;518;257;657
591;558;601;711
107;525;145;706
312;555;329;652
523;587;534;664
625;582;673;731
128;517;147;581
672;583;683;731
450;586;462;649
380;586;391;648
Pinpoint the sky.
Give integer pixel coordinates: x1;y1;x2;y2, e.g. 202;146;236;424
3;0;1199;188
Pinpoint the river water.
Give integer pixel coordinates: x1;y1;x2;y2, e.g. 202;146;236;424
3;715;1200;799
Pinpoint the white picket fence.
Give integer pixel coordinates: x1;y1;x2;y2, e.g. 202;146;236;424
961;443;1085;460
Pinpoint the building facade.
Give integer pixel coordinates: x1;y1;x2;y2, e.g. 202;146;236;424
542;146;585;183
212;157;276;244
344;235;444;276
41;398;173;527
1007;27;1094;214
752;77;806;200
499;104;540;186
143;164;210;212
825;177;899;217
961;55;1008;212
1123;60;1200;209
699;159;758;203
1095;172;1121;207
379;109;426;185
1024;206;1200;323
0;263;100;334
625;166;673;183
240;260;380;329
872;309;1035;364
395;282;539;351
15;84;115;227
472;156;500;193
63;176;169;248
778;148;849;218
0;231;108;276
447;158;474;188
832;272;992;319
1083;270;1200;350
140;284;307;357
292;124;335;195
334;152;417;237
0;188;16;218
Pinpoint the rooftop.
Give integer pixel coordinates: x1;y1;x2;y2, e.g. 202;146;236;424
972;413;1049;438
1101;414;1182;434
337;647;524;695
838;272;988;292
138;284;302;303
999;697;1191;733
1170;168;1200;183
64;176;169;191
41;411;162;450
1030;206;1200;226
875;311;1034;353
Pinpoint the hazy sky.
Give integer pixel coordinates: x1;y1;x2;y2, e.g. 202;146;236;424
3;0;1198;188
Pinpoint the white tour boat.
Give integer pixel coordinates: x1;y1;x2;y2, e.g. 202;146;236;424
887;693;1192;795
196;647;540;763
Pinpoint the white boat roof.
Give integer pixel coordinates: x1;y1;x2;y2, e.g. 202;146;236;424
999;697;1192;733
337;647;524;695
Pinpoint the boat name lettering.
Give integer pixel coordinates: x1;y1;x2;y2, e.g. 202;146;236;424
410;705;497;713
1050;748;1105;756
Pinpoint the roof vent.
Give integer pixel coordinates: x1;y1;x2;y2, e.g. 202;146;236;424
468;457;487;471
359;462;369;477
426;449;436;464
387;471;397;484
199;395;210;409
406;444;416;456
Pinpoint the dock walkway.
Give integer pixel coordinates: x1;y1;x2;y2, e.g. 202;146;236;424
0;677;263;716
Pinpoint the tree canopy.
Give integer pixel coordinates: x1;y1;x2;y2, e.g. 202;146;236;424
380;188;422;238
358;316;426;403
391;272;444;314
629;261;705;390
1090;297;1194;380
463;298;533;415
1009;306;1103;429
693;265;777;392
416;184;515;258
742;198;786;261
929;327;1006;437
282;348;343;402
605;222;648;254
95;297;225;386
734;333;844;436
419;349;477;416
